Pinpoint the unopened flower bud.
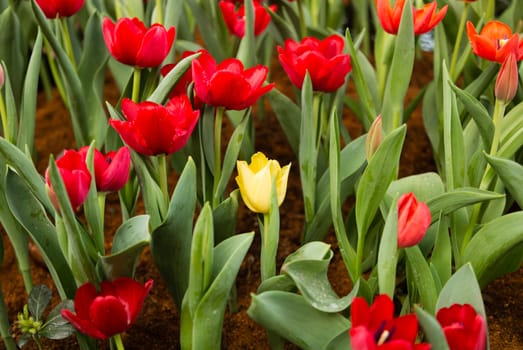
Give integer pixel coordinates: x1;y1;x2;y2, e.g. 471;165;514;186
365;116;383;161
495;52;519;103
0;65;4;89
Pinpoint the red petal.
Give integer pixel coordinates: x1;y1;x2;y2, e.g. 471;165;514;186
61;309;108;340
112;278;153;324
99;146;131;192
90;296;129;337
349;326;377;350
136;25;175;67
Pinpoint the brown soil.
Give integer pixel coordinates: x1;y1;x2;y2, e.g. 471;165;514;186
1;55;522;350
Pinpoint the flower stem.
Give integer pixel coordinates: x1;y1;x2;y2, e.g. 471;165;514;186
60;18;76;70
132;68;142;102
461;99;507;254
212;107;225;208
449;4;469;81
112;334;125;350
95;192;107;255
296;0;306;38
155;0;164;24
157;153;169;211
260;213;276;281
0;91;9;142
0;285;17;350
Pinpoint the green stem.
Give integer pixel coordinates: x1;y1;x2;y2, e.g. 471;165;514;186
33;336;43;350
132;68;142;102
155;0;164;24
260;213;275;281
60;18;76;70
461;99;507;254
44;39;68;108
212;107;225;208
0;285;17;350
449;4;469;81
95;192;107;255
115;0;123;19
112;333;125;350
157;153;169;211
355;231;365;278
296;0;306;38
0;92;9;142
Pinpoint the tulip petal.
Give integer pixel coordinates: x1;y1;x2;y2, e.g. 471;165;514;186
90;296;129;337
61;309;108;340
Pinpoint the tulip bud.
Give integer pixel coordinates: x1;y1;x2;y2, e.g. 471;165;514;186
365;116;382;161
397;192;431;248
0;64;4;89
235;152;291;214
495;53;519;103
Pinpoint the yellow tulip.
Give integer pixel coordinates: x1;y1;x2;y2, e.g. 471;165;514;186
235;152;291;214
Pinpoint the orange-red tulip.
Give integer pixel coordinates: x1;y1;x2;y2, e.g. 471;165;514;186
467;20;523;63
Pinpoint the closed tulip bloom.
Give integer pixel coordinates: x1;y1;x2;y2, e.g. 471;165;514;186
219;1;277;37
110;95;200;156
35;0;85;18
436;304;487;350
102;17;175;68
78;146;131;192
61;277;153;340
376;0;447;36
236;152;291;214
350;294;430;350
277;35;352;92
397;192;431;248
467;20;523;63
495;53;519;103
192;50;274;110
45;149;91;211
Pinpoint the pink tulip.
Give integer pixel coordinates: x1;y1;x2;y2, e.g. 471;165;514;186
397;192;431;248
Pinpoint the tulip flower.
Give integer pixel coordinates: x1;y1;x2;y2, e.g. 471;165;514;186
45;149;91;211
349;294;430;349
436;304;487;350
466;20;523;63
110;96;199;156
61;277;153;340
102;17;175;68
495;53;519;103
35;0;85;18
235;152;291;214
192;50;274;110
219;1;277;38
376;0;448;36
277;34;352;92
78;146;131;193
397;192;431;248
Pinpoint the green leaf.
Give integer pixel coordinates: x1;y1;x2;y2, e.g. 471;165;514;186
28;285;52;321
377;196;398;297
485;153;523;209
191;232;254;349
267;86;301;156
356;125;405;239
96;215;150;280
248;291;350;350
39;300;75;340
186;203;214;317
462;211;523;287
430;215;452;287
386;172;445;206
213;190;239;244
414;306;449;350
5;171;76;299
405;246;438;314
151;157;196;309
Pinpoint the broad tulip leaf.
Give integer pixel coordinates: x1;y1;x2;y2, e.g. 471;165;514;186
186;203;214;317
257;274;296;294
213;190;239;244
151;157;196;308
377;196;398;297
248;291;350;350
355;125;405;240
500;102;523;151
283;257;360;313
415;306;449;350
323;329;352;350
485;154;523;208
2;63;18;144
191;232;254;349
426;187;504;222
283;241;332;264
430;215;452;287
96;215;150;281
405;246;437;314
5;170;76;299
463;211;523;287
386;172;445;206
267;89;301;155
17;29;43;151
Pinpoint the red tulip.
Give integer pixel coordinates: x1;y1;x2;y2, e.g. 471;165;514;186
376;0;447;36
78;146;131;192
467;20;523;63
277;34;352;92
102;17;175;68
110;95;200;156
192;50;274;110
219;1;276;38
495;53;519;103
61;277;153;340
35;0;85;18
436;304;487;350
397;192;431;248
349;294;430;349
45;149;91;211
